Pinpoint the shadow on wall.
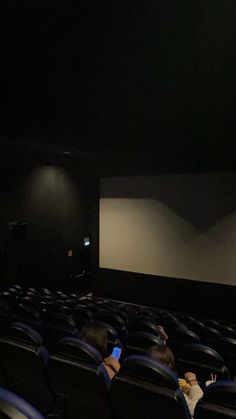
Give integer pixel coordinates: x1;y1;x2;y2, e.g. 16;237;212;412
101;173;236;230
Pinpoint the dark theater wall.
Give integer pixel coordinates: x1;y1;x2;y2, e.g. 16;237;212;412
0;147;98;289
92;268;236;321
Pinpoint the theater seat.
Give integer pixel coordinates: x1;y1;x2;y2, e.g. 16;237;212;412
42;310;79;350
217;325;236;339
128;319;162;336
73;307;93;328
196;326;222;348
4;322;43;346
0;323;55;415
177;344;230;384
98;312;128;342
11;304;42;330
48;337;112;419
157;313;181;334
168;328;201;358
212;337;236;379
0;300;10;332
195;381;236;419
0;387;45;419
125;331;162;356
111;355;191;419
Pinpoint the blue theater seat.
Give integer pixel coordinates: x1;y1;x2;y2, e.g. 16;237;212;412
0;387;45;419
48;337;112;419
195;381;236;419
4;321;43;345
0;323;55;415
110;355;191;419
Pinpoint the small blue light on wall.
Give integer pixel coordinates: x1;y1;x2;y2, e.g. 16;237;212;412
84;236;90;247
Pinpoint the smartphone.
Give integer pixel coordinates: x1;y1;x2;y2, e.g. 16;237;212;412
111;347;121;360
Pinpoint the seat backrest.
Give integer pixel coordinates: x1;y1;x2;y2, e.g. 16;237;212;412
0;336;54;415
217;325;236;339
169;328;201;344
0;300;9;314
182;319;206;333
19;296;41;310
48;338;111;419
195;381;236;419
126;331;162;356
129;320;161;336
177;344;230;383
42;310;79;350
0;387;45;419
0;301;10;333
4;322;43;346
98;312;128;341
157;313;181;333
42;310;77;331
204;319;220;328
213;337;236;379
196;326;222;346
11;304;42;329
12;285;23;291
54;337;103;364
111;355;191;419
168;329;201;357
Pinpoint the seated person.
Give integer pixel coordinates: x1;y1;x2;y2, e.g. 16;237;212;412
80;322;121;379
147;345;203;417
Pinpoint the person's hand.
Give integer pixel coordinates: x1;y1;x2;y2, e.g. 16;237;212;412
179;378;191;394
185;372;198;385
157;325;168;341
104;355;120;374
205;373;217;387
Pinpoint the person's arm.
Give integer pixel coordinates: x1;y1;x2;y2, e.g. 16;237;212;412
157;325;168;344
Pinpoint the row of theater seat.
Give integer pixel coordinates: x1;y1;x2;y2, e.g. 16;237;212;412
0;320;236;419
0;284;236;379
0;284;235;418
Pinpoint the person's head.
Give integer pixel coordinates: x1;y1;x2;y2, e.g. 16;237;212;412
147;344;175;372
80;322;108;357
